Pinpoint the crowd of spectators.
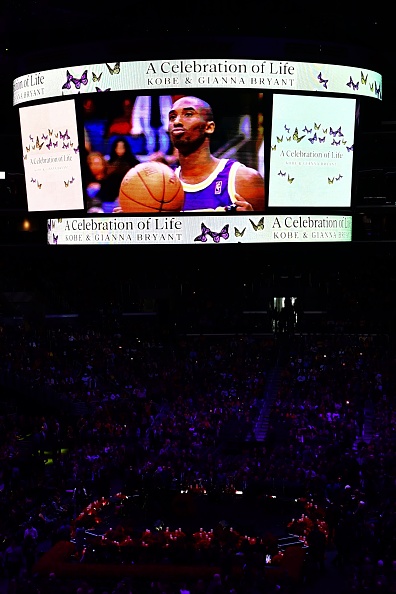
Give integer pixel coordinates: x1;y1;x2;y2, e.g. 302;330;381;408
0;288;395;593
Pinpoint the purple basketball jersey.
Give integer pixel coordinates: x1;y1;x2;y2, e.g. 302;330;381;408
175;159;243;211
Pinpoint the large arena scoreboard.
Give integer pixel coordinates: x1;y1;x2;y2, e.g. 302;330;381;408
12;55;383;245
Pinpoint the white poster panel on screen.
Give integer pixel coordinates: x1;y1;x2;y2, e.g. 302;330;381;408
268;94;356;207
19;100;84;212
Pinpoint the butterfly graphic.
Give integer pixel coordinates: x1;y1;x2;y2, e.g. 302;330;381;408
329;126;342;137
314;123;321;130
106;62;121;75
73;146;79;153
346;145;354;152
23;154;27;160
70;177;75;183
288;174;294;184
369;82;374;92
303;126;312;133
234;227;246;238
96;87;111;92
26;146;30;152
278;170;286;177
194;223;212;242
346;76;359;91
37;181;42;189
361;71;368;85
322;128;328;134
60;129;70;140
41;134;48;140
64;181;69;188
328;177;334;185
342;139;347;145
319;137;326;143
317;72;328;89
293;128;305;143
30;177;36;183
53;141;58;148
250;217;264;231
375;81;381;99
331;139;341;146
335;174;343;181
62;70;73;89
276;135;283;143
62;69;88;90
308;133;317;144
48;129;53;136
46;138;52;149
92;72;102;82
62;143;69;149
29;134;33;142
286;136;291;142
284;125;290;133
36;137;44;150
52;234;58;245
271;145;276;151
210;225;229;243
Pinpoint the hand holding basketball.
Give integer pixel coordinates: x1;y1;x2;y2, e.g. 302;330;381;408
119;161;184;213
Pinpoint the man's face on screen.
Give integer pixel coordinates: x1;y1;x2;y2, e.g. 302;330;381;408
168;97;214;153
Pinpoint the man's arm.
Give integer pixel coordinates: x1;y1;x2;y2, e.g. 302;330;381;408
234;166;265;211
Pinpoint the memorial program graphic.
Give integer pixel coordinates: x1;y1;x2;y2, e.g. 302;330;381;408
268;94;356;208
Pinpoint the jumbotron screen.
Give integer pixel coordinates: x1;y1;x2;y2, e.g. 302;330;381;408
13;58;382;245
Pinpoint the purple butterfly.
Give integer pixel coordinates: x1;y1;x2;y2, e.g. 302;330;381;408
347;76;359;91
53;234;58;245
331;139;341;146
303;126;312;133
209;224;229;243
375;81;381;98
53;141;58;148
278;170;286;176
62;142;69;149
70;177;75;183
308;133;317;144
319;137;325;143
59;129;70;140
96;87;111;92
47;220;52;231
284;125;290;133
46;138;52;149
317;72;328;89
73;70;88;89
30;177;36;183
346;145;354;152
194;223;212;242
73;146;79;153
335;174;343;180
62;70;73;90
329;126;342;137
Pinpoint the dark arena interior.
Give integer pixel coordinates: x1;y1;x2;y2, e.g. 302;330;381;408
0;3;396;594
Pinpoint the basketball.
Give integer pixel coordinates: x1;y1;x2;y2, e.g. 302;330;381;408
119;161;184;213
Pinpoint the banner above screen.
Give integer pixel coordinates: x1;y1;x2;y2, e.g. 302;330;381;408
13;59;382;106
